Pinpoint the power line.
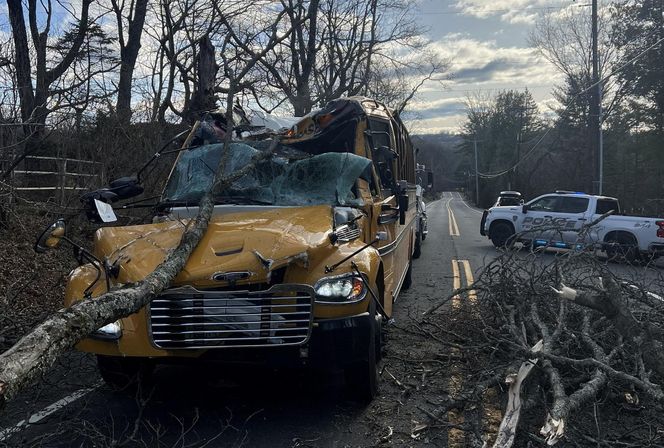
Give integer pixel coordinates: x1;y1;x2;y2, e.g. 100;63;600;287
0;122;47;127
473;33;664;179
442;84;554;93
419;5;570;15
476;127;550;179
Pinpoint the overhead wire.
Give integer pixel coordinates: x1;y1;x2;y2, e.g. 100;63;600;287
473;33;664;179
419;5;573;15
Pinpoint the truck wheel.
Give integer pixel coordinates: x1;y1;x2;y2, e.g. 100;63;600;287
413;230;422;259
345;303;378;402
480;210;488;236
490;222;514;248
97;355;153;391
605;234;639;263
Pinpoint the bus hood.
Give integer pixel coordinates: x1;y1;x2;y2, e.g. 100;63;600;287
93;205;336;287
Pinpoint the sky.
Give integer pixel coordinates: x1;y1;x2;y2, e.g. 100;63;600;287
0;0;593;134
409;0;581;134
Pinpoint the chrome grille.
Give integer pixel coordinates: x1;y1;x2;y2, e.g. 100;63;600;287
149;284;315;349
335;225;361;242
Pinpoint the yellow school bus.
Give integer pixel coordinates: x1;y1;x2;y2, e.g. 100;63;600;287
55;97;418;400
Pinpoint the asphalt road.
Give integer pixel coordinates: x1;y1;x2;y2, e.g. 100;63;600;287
1;192;662;447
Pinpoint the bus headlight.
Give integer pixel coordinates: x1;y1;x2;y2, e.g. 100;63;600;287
91;320;122;341
314;275;366;303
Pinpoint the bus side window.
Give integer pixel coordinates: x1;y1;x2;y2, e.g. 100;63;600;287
366;118;395;190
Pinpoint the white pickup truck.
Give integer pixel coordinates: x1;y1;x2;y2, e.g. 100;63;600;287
480;191;664;261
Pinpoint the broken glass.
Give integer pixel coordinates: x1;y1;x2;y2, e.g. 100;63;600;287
161;143;372;207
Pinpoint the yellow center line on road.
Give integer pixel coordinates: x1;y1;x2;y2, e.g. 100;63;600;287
448;259;465;446
452;210;460;236
451;258;461;308
460;260;477;304
446;198;460;236
449;259;502;445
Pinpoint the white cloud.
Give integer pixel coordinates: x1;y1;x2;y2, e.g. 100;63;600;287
410;97;466;111
405;114;467;135
403;34;564;134
431;35;560;88
452;0;569;25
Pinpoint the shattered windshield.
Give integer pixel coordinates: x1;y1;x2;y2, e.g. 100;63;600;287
161;143;372;207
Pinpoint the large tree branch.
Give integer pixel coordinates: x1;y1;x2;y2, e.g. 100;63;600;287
0;122;279;409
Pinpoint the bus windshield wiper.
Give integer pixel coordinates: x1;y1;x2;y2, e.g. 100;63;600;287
215;196;273;205
157;196;274;210
156;199;201;209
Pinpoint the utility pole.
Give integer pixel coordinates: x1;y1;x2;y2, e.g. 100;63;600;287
591;0;604;194
474;139;479;206
599;84;604;195
514;97;524;192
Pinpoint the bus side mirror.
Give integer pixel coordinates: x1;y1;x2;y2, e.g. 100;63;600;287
35;219;66;253
427;172;434;189
372;145;399;161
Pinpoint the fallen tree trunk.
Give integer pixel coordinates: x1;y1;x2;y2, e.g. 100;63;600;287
0;122;278;409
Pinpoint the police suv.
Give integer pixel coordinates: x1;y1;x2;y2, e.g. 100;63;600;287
480;191;664;261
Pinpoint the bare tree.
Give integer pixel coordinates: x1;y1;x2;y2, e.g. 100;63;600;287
108;0;150;123
528;6;625;195
313;0;422;106
250;0;321;116
6;0;96;126
183;35;220;123
2;0;124;189
529;6;623;117
368;47;450;115
143;0;249;122
235;0;448;116
142;0;206;122
0;32;20;122
5;0;34;125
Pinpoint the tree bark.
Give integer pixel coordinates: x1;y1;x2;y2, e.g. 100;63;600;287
184;36;219;124
291;0;319;116
115;0;150;123
6;0;35;124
